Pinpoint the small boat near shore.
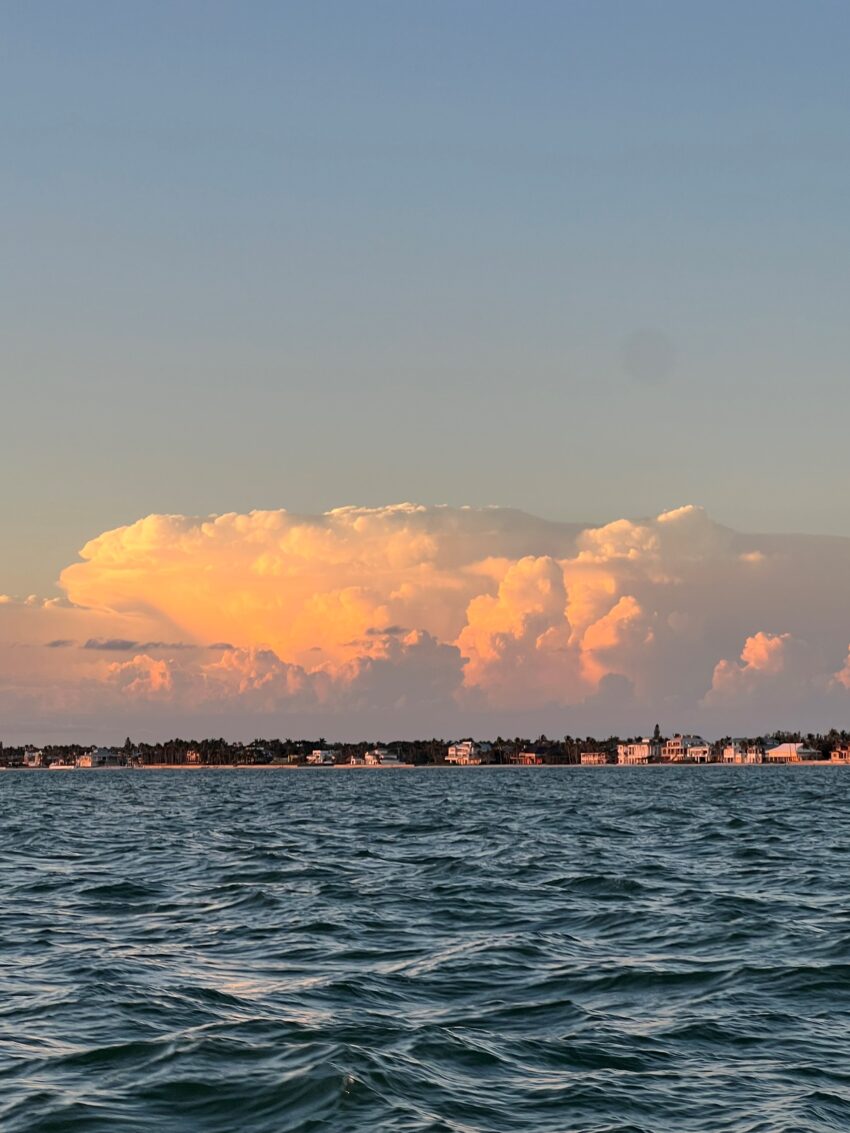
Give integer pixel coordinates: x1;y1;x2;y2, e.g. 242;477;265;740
48;761;75;771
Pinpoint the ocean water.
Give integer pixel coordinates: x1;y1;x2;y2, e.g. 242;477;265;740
2;767;849;1133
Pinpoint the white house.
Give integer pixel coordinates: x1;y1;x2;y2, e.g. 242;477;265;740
580;751;609;765
688;744;714;763
306;749;335;765
616;739;659;765
764;742;819;763
366;749;406;766
662;734;711;762
722;742;764;764
446;740;492;765
76;748;127;769
516;750;545;765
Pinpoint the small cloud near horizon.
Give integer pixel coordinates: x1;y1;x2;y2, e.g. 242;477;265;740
83;638;139;652
83;638;197;652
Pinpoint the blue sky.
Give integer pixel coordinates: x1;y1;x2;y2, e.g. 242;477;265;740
3;0;850;595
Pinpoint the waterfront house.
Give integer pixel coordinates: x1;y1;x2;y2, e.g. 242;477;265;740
306;749;335;765
580;751;609;765
688;744;714;763
722;742;764;764
616;739;660;765
830;747;850;763
244;743;271;764
76;748;127;769
662;734;711;762
446;740;492;765
764;742;819;763
366;749;406;766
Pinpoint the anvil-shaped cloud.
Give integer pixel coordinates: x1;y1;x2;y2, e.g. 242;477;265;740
4;503;850;741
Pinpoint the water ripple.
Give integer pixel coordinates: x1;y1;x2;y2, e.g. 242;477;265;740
2;767;850;1131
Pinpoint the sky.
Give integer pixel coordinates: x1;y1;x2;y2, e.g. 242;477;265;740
2;2;850;740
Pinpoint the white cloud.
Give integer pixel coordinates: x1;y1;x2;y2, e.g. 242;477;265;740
3;502;850;738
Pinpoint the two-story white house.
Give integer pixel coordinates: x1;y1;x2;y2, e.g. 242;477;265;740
722;742;764;764
616;739;660;765
662;734;712;762
446;740;492;765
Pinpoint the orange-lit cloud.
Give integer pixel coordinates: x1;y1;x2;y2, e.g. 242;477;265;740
5;503;850;739
704;632;801;704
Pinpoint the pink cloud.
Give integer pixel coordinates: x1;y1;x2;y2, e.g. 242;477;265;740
3;502;850;738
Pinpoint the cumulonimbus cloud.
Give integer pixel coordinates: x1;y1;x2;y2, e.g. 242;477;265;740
4;502;850;738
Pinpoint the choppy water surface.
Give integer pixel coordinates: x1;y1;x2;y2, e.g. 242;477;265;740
2;767;850;1132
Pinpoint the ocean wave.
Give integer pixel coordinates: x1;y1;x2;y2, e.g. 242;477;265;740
2;767;849;1131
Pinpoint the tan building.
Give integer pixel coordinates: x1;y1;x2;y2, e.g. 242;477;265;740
617;739;660;765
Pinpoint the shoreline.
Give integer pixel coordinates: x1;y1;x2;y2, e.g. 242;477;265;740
6;760;848;772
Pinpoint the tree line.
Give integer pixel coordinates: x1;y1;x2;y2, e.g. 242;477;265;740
3;728;850;767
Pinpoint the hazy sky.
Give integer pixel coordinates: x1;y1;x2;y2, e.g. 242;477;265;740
3;1;850;598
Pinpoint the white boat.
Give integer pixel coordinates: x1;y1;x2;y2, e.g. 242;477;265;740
48;761;74;771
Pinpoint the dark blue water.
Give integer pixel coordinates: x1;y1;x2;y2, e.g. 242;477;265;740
2;767;850;1132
